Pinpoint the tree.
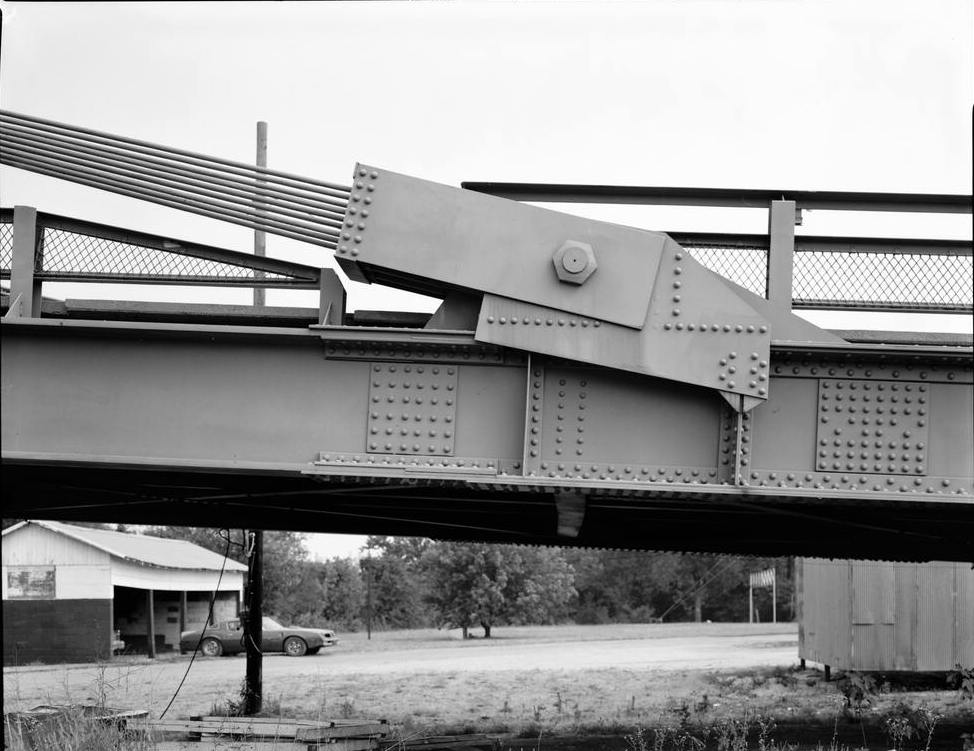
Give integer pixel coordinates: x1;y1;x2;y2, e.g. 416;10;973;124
365;535;430;565
360;554;428;630
146;525;310;622
567;549;674;623
272;557;366;630
362;536;434;630
423;542;575;638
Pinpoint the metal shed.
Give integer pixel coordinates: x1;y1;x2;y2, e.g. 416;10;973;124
798;558;974;672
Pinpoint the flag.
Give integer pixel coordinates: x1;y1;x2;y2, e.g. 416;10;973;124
749;568;775;588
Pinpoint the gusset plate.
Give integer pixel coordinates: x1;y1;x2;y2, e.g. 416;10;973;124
475;237;772;403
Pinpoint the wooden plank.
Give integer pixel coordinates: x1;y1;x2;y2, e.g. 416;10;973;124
194;715;325;727
155;718;299;736
308;740;377;751
296;723;389;741
155;742;309;751
155;738;378;751
382;735;498;751
155;719;302;738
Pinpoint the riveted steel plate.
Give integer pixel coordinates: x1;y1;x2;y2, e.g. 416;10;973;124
312;451;505;477
816;379;930;475
745;468;971;496
334;164;664;329
366;362;458;455
535;366;723;471
524;460;722;483
323;339;506;365
771;357;972;384
476;237;771;402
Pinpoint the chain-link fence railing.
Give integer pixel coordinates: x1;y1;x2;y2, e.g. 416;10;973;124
670;233;769;298
0;211;321;289
0;218;13;275
673;233;971;313
4;208;972;313
792;243;972;312
38;227;295;285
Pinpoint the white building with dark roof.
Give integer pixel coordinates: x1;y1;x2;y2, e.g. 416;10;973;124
2;520;246;664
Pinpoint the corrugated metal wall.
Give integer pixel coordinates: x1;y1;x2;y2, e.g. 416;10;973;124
800;558;974;671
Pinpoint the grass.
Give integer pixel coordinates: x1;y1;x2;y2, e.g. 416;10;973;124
4;706;155;751
3;624;971;749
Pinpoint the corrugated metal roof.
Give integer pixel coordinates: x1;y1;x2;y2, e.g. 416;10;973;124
5;521;247;572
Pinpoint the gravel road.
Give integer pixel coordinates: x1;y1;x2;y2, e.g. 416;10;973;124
3;624;798;716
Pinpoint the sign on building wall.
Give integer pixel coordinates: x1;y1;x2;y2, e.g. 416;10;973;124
6;566;55;599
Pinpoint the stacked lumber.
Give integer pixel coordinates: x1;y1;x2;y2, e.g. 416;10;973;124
150;716;390;750
148;717;501;751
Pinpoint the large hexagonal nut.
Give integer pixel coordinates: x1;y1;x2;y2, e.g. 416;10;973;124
552;241;597;285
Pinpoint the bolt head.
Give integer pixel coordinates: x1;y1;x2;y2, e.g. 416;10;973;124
553;241;598;285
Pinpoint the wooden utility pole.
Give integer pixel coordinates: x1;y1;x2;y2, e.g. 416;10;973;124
253;121;267;306
772;571;777;624
146;589;156;659
243;530;263;715
366;556;373;641
244;122;267;715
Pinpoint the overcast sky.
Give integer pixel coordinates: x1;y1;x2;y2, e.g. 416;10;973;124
1;1;971;558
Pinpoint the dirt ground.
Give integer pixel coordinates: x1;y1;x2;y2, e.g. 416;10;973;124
3;624;796;716
4;622;970;744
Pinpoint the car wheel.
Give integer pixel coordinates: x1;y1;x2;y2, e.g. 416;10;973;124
200;637;223;657
283;636;307;657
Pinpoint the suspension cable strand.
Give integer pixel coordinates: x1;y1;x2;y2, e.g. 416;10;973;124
159;531;232;719
0;140;346;230
2;154;343;242
2;157;339;249
0;109;352;197
0;124;349;215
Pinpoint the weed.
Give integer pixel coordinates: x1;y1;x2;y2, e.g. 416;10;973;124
755;716;776;751
711;715;750;751
625;695;637;717
693;693;711;715
4;706;154;751
665;697;692;730
947;664;974;701
835;671;877;717
339;696;356;718
625;726;649;751
626;725;705;751
884;714;914;750
879;701;943;751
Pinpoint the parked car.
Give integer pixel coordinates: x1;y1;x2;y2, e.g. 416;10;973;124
180;616;338;657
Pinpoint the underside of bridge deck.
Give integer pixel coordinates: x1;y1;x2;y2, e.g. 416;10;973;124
3;318;971;561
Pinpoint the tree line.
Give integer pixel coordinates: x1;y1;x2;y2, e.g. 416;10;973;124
146;527;794;635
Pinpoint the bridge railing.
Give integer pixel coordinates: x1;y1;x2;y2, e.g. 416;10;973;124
667;231;972;313
464;183;973;317
1;206;334;319
2;189;972;321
